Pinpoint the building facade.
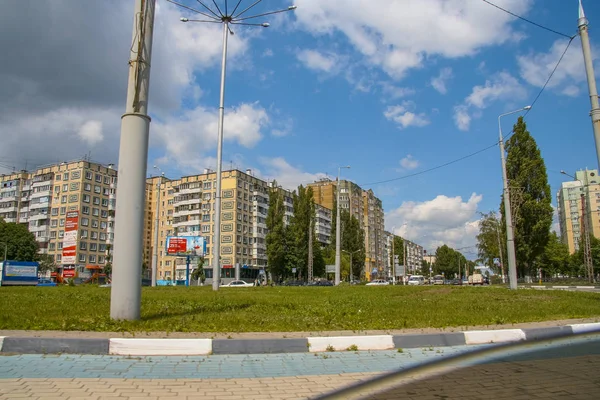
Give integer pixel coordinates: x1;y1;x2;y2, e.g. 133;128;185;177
404;239;424;275
0;160;118;278
557;169;600;254
308;178;385;280
314;204;332;246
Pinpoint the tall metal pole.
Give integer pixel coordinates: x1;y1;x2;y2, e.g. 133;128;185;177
110;0;156;320
578;0;600;170
212;21;229;291
499;114;518;290
335;168;342;286
151;175;162;287
496;223;506;284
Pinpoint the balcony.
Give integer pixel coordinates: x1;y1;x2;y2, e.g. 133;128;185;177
174;208;202;217
0;205;18;213
2;217;17;223
29;212;50;221
178;186;202;195
174;197;202;207
173;219;200;227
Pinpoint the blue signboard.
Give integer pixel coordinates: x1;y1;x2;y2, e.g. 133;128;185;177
1;261;39;286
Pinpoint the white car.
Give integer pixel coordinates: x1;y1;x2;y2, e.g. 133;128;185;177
223;280;255;287
407;276;425;285
366;279;390;286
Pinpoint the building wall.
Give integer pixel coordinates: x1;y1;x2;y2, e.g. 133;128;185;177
558;169;600;254
0;160;117;277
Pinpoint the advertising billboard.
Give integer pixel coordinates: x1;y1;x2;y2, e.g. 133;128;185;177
166;236;206;256
0;261;39;286
62;211;79;265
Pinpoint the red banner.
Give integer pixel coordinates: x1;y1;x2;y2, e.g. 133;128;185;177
63;266;76;278
167;238;188;255
62;211;79;265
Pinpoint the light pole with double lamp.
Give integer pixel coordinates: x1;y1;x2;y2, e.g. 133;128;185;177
167;0;297;291
498;106;531;290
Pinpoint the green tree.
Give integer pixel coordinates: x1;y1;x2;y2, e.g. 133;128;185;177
0;219;39;261
36;254;57;277
433;245;466;277
312;237;326;277
287;185;315;280
266;185;288;282
502;116;553;277
340;210;365;280
537;232;570;277
104;244;113;277
191;255;206;284
476;211;505;272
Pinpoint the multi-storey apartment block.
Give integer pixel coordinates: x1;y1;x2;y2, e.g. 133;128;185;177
314;204;332;246
308;178;385;280
404;239;424;275
0;160;117;278
557;169;600;254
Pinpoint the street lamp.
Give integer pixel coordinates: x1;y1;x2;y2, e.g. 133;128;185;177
498;105;531;290
335;165;351;286
151;166;164;287
561;170;595;283
342;249;360;282
169;0;297;291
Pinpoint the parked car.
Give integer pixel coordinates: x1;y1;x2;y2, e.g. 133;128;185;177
451;278;462;285
284;280;306;286
223;280;254;287
433;275;445;285
407;275;425;285
37;278;57;287
366;279;389;286
308;280;334;286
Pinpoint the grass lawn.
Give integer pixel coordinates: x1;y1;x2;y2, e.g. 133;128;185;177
0;285;599;333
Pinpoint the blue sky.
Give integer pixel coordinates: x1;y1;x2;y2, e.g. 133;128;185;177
1;0;600;255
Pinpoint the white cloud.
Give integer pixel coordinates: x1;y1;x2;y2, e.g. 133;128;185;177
454;72;527;131
384;101;430;129
431;67;454;94
296;49;343;74
77;120;104;146
379;82;416;101
154;102;269;173
517;39;598;98
262;48;274;57
294;0;532;80
386;193;483;253
258;157;328;190
399;155;420;170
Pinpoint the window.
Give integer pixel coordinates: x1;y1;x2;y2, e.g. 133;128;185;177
57;242;63;250
91;231;98;239
90;243;97;251
55;174;61;181
104;176;110;185
202;225;210;233
49;243;55;251
56;254;62;262
50;231;57;239
101;210;108;218
92;208;99;217
82;206;90;215
78;254;86;263
80;241;87;250
69;194;78;203
85;171;92;180
50;220;58;228
84;183;91;191
103;188;109;196
58;230;64;238
95;174;102;183
51;208;59;216
102;198;109;207
100;221;107;229
60;207;66;215
59;219;65;227
89;255;96;263
81;218;89;226
204;182;211;190
94;185;101;194
63;172;69;180
54;186;60;193
99;243;106;252
99;233;106;241
98;256;104;264
93;197;100;205
83;194;90;203
80;229;88;238
92;220;99;228
61;195;67;204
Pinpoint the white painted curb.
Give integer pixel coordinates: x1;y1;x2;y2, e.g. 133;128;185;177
109;338;212;356
0;336;4;352
464;329;526;345
307;335;394;353
570;323;600;334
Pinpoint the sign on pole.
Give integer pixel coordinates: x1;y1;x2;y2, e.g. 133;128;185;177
62;211;79;265
165;236;206;257
326;264;335;273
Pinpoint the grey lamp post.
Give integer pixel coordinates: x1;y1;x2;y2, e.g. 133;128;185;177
169;0;297;291
335;165;350;285
151;166;164;287
498;106;531;290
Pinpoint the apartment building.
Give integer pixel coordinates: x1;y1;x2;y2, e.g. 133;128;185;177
314;204;332;246
308;178;385;279
146;169;272;283
557;169;600;254
404;239;424;275
0;160;118;277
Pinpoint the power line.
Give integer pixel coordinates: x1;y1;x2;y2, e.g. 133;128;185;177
481;0;574;39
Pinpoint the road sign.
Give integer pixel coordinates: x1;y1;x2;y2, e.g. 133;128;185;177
326;265;335;273
292;268;297;273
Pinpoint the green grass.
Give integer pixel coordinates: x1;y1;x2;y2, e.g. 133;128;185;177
0;285;599;333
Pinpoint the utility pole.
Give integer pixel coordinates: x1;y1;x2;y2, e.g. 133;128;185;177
581;193;594;283
110;0;156;321
578;0;600;170
151;171;163;287
308;217;313;282
403;239;407;285
496;223;506;284
391;234;395;283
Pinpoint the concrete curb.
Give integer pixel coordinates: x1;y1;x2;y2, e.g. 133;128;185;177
526;285;600;290
1;323;599;355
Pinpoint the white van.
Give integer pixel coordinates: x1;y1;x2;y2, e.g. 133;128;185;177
407;275;425;285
